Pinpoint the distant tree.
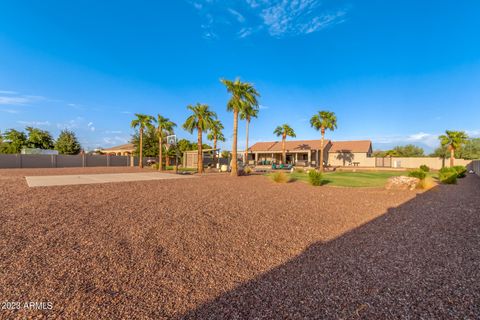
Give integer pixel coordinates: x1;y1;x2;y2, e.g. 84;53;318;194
273;124;296;164
1;129;27;154
131;114;155;168
177;138;194;154
310;111;337;172
221;78;260;176
25;127;54;150
372;150;386;157
392;144;425;157
55;129;81;155
240;102;259;163
439;130;469;167
221;150;231;159
207;119;226;167
131;126;158;157
459;138;480;160
182;103;217;173
155;114;176;171
430;145;451;158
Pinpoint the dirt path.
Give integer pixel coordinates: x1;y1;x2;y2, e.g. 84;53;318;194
0;168;478;319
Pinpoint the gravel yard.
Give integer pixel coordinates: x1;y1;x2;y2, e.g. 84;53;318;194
0;168;479;319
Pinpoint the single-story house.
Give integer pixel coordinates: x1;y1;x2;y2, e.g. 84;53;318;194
102;143;135;156
247;139;373;167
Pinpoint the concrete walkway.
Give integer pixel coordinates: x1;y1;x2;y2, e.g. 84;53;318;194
25;172;195;187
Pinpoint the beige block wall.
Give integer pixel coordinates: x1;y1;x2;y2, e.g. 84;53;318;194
392;157;472;170
328;152;376;167
472;160;480;176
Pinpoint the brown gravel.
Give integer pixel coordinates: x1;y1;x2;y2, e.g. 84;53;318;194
0;168;479;319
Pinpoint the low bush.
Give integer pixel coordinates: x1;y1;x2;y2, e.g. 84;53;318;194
244;166;253;175
308;170;323;186
439;167;458;184
419;164;430;172
408;170;427;180
271;172;290;183
294;167;304;174
453;165;467;178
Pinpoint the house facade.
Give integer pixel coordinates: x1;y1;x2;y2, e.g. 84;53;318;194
248;139;373;167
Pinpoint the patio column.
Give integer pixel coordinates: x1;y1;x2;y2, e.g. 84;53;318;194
308;150;311;166
295;153;298;164
316;150;320;166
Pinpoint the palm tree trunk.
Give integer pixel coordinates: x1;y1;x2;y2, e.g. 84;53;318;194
450;147;455;167
197;127;203;173
166;154;170;167
213;137;217;167
320;128;325;172
231;110;238;176
158;135;163;171
139;127;144;169
245;119;250;165
282;136;286;164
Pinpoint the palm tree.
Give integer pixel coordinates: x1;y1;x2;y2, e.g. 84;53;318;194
207;119;226;167
273;124;296;164
439;130;468;167
155;115;176;171
240;102;259;165
221;78;260;176
183;103;217;173
131;113;155;168
310;111;337;172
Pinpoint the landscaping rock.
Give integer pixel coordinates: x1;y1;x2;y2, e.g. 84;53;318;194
385;175;419;190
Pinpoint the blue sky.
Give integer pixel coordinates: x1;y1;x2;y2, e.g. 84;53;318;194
0;0;479;152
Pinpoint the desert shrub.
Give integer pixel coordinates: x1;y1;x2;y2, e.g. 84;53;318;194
453;165;467;178
294;167;304;174
408;170;427;180
244;166;253;175
419;164;430;172
439;167;458;184
308;170;323;186
271;172;290;183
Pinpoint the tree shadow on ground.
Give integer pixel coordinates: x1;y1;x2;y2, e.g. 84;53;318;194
181;175;480;319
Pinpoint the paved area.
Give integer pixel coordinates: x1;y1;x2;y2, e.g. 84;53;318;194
25;172;194;187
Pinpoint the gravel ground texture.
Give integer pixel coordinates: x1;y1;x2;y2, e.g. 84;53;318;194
0;168;479;319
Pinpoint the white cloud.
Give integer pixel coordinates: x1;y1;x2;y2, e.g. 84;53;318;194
17;120;51;127
0;90;18;95
103;136;129;146
105;130;123;134
189;0;348;38
0;109;20;114
87;122;95;132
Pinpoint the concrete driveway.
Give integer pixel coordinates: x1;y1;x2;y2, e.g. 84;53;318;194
25;172;195;187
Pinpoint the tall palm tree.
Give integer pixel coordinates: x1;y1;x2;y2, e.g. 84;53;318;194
131;113;155;168
155;114;176;171
207;119;226;167
183;103;217;173
221;78;260;176
439;130;468;167
273;124;296;164
240;102;259;164
310;111;337;172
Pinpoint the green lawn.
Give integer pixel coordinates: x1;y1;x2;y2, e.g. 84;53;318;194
274;170;408;188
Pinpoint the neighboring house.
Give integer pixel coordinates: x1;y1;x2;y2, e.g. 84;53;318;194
248;139;373;167
102;143;135;156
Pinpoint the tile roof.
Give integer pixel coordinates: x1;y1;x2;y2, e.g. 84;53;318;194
249;140;331;152
249;139;372;153
329;140;372;153
102;143;135;151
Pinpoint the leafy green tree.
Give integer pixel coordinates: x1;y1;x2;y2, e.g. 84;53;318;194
207;119;226;167
273;124;296;164
25;127;54;149
240;102;259;163
131;114;155;168
131;126;158;157
439;130;468;167
2;129;27;154
310;111;337;172
155;115;176;171
182;103;217;173
55;129;81;154
392;144;425;157
221;78;260;176
459;138;480;160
